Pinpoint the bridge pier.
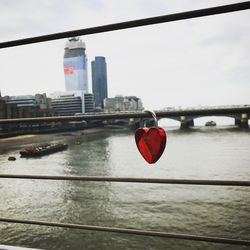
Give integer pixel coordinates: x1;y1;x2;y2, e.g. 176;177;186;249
235;119;240;126
189;119;194;127
180;116;194;129
235;113;249;128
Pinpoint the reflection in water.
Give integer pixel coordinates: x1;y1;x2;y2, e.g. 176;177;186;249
0;127;249;250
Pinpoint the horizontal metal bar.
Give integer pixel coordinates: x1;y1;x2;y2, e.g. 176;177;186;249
0;218;249;246
0;245;42;250
0;107;249;124
0;174;250;186
0;2;250;49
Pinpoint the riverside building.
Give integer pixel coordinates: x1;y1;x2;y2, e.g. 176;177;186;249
50;91;94;116
104;95;143;112
3;94;52;109
0;93;54;120
64;37;89;93
91;56;108;109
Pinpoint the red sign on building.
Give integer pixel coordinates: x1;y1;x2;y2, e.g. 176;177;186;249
64;66;74;74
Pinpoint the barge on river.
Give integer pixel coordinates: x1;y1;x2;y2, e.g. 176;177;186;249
20;143;68;157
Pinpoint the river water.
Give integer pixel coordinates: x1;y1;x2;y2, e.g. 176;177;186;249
0;126;249;250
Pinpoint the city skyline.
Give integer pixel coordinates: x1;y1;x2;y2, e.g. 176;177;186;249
0;0;249;110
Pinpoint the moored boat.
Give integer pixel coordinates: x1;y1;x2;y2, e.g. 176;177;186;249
205;120;216;126
20;143;68;157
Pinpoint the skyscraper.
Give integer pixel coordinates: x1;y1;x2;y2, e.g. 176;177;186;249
91;56;108;108
64;37;89;93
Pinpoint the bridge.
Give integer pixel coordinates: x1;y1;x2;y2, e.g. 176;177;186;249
0;105;249;131
142;105;250;129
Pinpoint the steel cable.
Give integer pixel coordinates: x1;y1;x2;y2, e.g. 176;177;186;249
0;218;249;246
0;2;250;49
0;174;250;186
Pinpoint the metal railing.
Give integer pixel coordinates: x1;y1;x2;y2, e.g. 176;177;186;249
0;1;249;49
1;174;250;186
0;174;250;246
0;217;249;246
0;1;250;248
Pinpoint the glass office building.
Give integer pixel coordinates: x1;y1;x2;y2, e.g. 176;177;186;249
50;91;84;116
64;37;89;93
50;91;94;116
91;56;108;108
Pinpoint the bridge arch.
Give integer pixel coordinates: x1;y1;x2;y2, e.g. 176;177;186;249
193;116;235;126
158;118;180;128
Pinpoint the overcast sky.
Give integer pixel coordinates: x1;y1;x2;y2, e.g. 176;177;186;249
0;0;249;110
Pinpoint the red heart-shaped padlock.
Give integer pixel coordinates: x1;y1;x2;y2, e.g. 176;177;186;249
135;127;167;164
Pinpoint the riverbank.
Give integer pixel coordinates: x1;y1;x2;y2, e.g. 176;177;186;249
0;124;103;139
0;122;134;139
0;126;130;151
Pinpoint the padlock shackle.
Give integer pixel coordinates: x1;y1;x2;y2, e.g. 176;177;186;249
143;109;158;127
